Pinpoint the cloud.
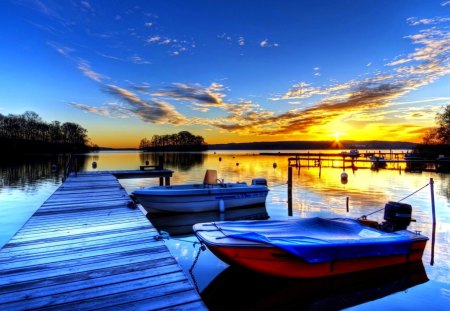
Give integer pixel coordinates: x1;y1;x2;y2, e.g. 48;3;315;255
407;16;450;26
313;67;321;76
213;74;416;137
105;85;187;125
153;83;225;107
217;33;232;41
129;54;151;64
78;60;107;82
260;39;279;48
238;37;245;46
80;1;94;13
386;28;450;84
68;102;131;118
260;39;269;47
263;20;450;138
47;41;73;56
146;35;193;56
147;36;161;43
131;82;151;94
441;1;450;7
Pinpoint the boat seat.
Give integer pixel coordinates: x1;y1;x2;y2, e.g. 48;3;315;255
203;169;218;185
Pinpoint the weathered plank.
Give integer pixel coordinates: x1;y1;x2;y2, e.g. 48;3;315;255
0;172;207;310
0;263;183;304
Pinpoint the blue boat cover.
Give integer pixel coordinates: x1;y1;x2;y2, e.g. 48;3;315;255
217;217;414;263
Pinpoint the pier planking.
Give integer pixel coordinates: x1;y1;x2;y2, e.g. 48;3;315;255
0;171;207;310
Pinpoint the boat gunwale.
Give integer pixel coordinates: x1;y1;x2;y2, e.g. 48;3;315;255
133;185;269;198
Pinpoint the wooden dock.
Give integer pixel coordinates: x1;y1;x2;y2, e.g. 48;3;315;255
0;172;207;310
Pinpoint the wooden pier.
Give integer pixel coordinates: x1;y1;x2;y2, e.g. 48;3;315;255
0;171;207;310
261;151;443;171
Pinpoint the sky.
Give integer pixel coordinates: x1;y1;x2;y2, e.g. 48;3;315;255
1;0;450;148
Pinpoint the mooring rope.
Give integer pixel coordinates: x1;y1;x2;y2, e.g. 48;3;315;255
153;230;205;292
361;181;430;219
397;182;431;202
189;243;206;293
153;230;201;247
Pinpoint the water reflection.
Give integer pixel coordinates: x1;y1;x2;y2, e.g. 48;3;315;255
1;150;449;310
80;151;207;172
201;262;428;311
0;154;81;248
147;205;269;236
139;152;207;171
0;155;68;189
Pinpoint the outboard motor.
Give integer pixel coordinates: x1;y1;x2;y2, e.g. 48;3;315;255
252;178;267;186
381;201;413;232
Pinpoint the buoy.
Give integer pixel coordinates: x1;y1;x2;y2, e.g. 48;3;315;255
219;200;225;213
341;172;348;184
273;162;277;168
92;161;97;169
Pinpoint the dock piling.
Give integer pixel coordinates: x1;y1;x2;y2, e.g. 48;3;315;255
430;178;436;266
288;166;293;216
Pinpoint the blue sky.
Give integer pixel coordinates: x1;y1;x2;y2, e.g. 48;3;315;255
1;0;450;147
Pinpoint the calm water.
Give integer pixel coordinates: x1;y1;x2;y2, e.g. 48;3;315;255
1;150;449;310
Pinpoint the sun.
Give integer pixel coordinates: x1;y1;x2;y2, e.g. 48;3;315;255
334;131;341;142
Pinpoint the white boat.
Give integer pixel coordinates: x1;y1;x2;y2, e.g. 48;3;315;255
131;170;269;213
370;155;387;169
341;149;360;157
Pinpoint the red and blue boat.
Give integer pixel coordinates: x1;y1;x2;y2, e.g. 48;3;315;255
193;202;428;278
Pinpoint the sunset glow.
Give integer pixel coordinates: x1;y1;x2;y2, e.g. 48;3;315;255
2;1;450;148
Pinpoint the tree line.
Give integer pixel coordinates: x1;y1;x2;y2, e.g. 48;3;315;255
416;105;450;158
139;131;207;151
0;111;94;154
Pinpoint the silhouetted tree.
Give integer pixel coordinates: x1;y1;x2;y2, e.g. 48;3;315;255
422;105;450;145
0;111;92;154
140;131;207;151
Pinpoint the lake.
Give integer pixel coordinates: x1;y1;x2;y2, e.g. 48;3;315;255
1;150;449;310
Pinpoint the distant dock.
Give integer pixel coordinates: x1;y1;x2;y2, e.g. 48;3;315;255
260;151;444;172
0;171;207;310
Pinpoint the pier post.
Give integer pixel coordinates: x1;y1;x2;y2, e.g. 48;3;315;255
158;155;164;169
318;155;322;178
288;166;293;216
430;178;436;266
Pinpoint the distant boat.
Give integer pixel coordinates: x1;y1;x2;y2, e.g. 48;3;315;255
193;202;428;279
404;153;427;172
341;149;360;157
132;169;269;213
435;156;450;173
370;155;387;169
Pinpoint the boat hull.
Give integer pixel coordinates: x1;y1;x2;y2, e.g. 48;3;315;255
193;218;428;279
133;183;269;213
204;240;427;278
